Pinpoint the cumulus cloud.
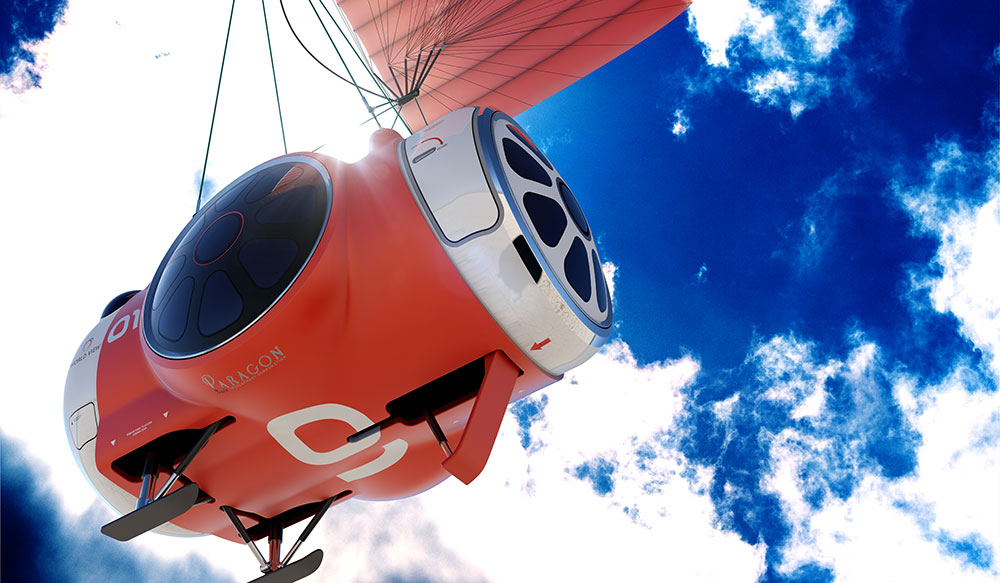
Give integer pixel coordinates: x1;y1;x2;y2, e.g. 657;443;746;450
677;327;999;579
766;362;1000;581
413;343;768;582
0;0;68;90
895;135;1000;380
685;0;854;117
1;433;236;583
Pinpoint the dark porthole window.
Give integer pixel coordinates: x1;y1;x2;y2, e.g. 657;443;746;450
194;212;244;265
256;185;317;224
559;181;590;238
592;250;607;313
564;237;592;303
240;238;299;289
244;163;296;204
503;138;552;187
144;159;332;359
159;277;194;342
198;271;243;336
152;256;186;310
507;124;553;170
523;192;567;247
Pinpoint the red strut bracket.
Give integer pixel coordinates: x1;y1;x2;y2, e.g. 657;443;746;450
442;351;520;485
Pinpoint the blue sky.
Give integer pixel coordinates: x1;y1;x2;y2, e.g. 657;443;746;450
2;0;998;582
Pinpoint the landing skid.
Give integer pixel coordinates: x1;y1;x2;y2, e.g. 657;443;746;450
223;494;339;583
247;550;323;583
101;418;225;541
100;482;200;541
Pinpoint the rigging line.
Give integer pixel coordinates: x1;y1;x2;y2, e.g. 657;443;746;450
315;0;406;107
388;62;406;97
304;0;382;126
262;0;288;154
413;95;429;127
363;0;549;89
429;41;635;53
394;6;640;93
458;5;681;43
431;53;582;80
408;49;424;95
315;0;410;132
410;44;443;93
360;100;402;127
419;67;534;108
425;0;615;47
402;56;410;95
197;0;237;213
278;0;395;102
466;0;598;36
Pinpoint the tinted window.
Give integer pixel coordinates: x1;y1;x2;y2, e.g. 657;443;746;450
159;277;193;342
240;238;299;288
144;159;332;358
559;181;590;238
507;124;553;170
198;271;243;336
153;256;186;310
194;212;243;264
523;192;566;247
177;215;205;250
592;250;607;312
245;163;295;204
212;175;252;211
256;185;317;224
564;237;591;302
503;138;552;187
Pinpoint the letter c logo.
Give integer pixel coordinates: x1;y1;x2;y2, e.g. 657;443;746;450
266;403;407;482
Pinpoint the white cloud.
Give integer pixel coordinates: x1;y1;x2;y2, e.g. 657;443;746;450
672;108;691;136
686;0;853;117
602;260;617;301
769;372;1000;581
687;0;775;67
753;334;838;419
413;343;769;583
896;138;1000;380
751;332;1000;580
695;263;709;283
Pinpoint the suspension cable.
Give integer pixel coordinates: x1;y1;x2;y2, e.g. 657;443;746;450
278;0;396;104
315;0;409;131
303;0;380;127
196;0;237;213
262;0;288;154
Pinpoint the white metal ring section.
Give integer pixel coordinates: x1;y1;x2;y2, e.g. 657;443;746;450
401;108;606;376
488;116;612;329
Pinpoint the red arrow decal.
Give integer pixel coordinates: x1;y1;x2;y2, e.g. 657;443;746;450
530;338;551;351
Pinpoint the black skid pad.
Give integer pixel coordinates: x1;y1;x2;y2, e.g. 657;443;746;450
248;550;324;583
100;483;199;541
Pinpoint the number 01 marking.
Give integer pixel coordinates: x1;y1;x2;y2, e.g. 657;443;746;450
266;403;408;482
107;309;141;344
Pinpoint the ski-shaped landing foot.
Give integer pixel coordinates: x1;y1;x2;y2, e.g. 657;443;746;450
100;482;200;541
248;550;323;583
